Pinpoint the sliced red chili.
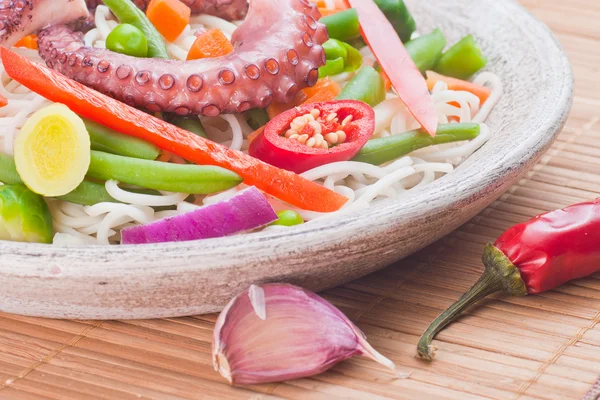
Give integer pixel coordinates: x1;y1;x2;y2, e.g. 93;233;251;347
249;100;375;174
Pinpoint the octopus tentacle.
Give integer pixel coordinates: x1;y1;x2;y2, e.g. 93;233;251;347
0;0;88;47
85;0;249;21
38;0;327;116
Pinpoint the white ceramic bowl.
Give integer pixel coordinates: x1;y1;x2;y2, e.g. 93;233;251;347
0;0;573;319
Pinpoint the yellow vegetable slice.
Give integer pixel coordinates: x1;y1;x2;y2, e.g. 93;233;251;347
14;103;91;197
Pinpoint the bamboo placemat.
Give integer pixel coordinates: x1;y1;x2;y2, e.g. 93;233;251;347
0;0;599;399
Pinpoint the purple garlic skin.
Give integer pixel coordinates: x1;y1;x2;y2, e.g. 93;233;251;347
37;0;328;117
0;0;88;48
85;0;249;21
213;284;398;385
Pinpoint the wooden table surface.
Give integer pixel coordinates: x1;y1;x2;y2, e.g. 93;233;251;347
1;0;599;399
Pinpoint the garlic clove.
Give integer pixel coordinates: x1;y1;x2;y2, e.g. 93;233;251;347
212;283;404;385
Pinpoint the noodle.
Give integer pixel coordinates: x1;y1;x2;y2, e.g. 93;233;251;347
0;10;504;245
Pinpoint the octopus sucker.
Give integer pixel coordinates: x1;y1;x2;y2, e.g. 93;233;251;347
38;0;328;117
0;0;88;47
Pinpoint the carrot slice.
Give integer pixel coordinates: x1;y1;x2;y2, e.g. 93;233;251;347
310;0;348;9
380;70;393;92
302;77;341;99
267;78;341;119
0;47;347;212
187;29;234;60
348;0;437;136
247;126;265;143
426;71;491;105
146;0;191;42
318;7;338;17
14;34;38;50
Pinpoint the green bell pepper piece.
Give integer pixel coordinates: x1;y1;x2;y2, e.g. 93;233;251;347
436;35;488;80
374;0;417;43
405;29;447;75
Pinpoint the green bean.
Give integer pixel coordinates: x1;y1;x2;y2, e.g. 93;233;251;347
405;29;447;75
353;123;481;165
374;0;417;43
169;116;207;138
87;151;243;194
336;66;386;107
84;118;161;160
102;0;170;59
321;9;361;42
59;180;118;205
245;108;270;129
436;35;488;80
0;153;117;205
0;152;23;185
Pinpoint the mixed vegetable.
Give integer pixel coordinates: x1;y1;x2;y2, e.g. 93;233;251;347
0;0;493;245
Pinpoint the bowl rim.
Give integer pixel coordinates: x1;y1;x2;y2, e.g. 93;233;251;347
0;0;574;275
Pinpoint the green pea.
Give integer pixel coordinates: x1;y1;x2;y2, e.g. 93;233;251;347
271;210;304;227
106;24;148;58
103;0;169;59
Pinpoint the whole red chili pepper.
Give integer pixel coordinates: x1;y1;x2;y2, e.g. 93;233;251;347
249;100;374;173
417;200;600;360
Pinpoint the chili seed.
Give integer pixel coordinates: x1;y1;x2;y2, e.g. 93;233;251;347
320;141;329;149
309;121;322;135
310;109;320;119
325;132;338;145
306;137;316;147
289;134;299;140
336;130;347;143
342;115;353;126
326;112;337;122
297;134;309;144
285;129;298;138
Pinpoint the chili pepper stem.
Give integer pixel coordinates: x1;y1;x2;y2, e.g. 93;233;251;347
416;244;528;361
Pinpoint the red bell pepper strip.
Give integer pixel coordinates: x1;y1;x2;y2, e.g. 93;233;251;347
417;200;600;360
347;0;437;136
0;47;347;213
249;100;374;174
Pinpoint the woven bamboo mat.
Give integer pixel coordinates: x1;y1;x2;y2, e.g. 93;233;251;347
0;0;599;399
